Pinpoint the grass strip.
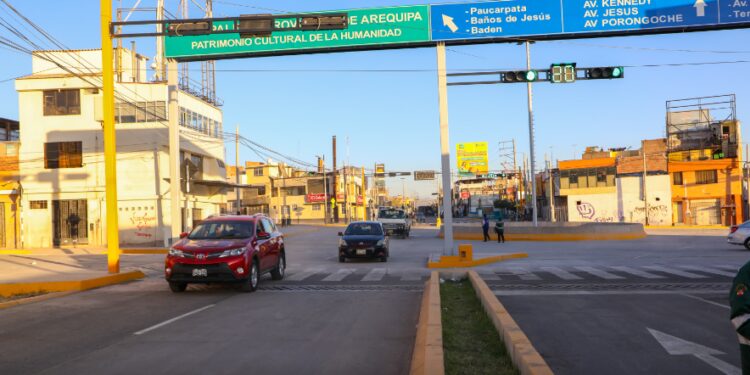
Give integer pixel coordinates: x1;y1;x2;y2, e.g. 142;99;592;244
441;279;518;375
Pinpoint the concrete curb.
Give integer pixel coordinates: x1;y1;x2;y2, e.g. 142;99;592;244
0;270;145;298
0;291;77;310
122;248;167;254
410;271;445;375
468;270;554;375
427;252;528;269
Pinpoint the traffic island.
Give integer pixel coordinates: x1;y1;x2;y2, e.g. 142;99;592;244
428;244;528;269
439;222;646;241
441;277;518;375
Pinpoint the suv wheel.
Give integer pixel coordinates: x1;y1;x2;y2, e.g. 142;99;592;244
241;261;259;293
339;255;346;263
271;252;285;280
169;282;187;293
744;238;750;250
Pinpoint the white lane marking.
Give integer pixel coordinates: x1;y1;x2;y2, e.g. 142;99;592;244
644;266;707;279
574;266;624;280
541;267;582;280
134;304;215;335
610;266;665;279
321;268;356;282
286;268;324;281
362;268;387;281
716;265;741;272
680;293;730;310
507;268;541;281
680;265;736;278
400;269;428;281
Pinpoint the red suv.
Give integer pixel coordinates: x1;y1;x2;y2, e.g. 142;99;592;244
165;214;285;293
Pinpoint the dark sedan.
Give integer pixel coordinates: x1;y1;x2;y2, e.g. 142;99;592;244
338;221;389;263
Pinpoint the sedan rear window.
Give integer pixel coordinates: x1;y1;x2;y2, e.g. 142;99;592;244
189;221;254;240
345;223;383;236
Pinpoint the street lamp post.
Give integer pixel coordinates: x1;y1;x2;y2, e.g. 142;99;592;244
524;41;538;227
316;154;328;224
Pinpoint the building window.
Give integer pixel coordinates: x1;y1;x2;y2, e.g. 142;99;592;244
216;159;225;169
281;186;305;196
116;101;166;123
253;167;263;177
43;89;80;116
44;142;82;169
569;171;578;185
695;170;717;184
312;204;321;211
673;172;683;185
30;200;48;209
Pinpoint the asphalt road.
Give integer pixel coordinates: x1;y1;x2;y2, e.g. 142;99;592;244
0;225;747;374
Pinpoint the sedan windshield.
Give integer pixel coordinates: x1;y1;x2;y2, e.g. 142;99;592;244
188;221;254;240
379;209;405;219
345;223;383;236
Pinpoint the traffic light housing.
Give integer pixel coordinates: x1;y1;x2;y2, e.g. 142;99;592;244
585;66;624;79
501;70;538;83
550;63;577;83
238;15;274;37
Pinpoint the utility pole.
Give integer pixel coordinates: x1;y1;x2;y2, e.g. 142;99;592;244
332;136;338;223
167;60;181;241
642;144;649;225
155;0;165;80
548;159;555;222
524;41;538;226
318;155;328;224
235;125;241;214
343;162;349;223
436;42;454;256
361;166;365;221
101;0;120;273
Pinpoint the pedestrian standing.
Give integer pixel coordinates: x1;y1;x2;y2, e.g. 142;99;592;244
730;260;750;374
495;218;505;243
482;214;490;242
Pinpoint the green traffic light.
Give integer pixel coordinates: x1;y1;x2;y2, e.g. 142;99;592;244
525;70;538;81
612;67;624;78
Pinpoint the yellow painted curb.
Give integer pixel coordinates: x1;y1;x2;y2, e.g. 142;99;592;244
441;232;646;241
0;270;145;298
646;225;728;230
410;271;445;375
428;253;528;269
0;250;32;255
468;271;554;375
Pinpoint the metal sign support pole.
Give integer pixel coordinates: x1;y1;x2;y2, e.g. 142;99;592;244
436;42;454;256
168;60;182;240
525;41;538;227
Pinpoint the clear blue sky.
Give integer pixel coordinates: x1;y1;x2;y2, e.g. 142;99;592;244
1;1;748;200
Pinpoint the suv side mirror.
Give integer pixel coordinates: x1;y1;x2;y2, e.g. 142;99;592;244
258;231;271;240
179;232;189;239
338;232;343;236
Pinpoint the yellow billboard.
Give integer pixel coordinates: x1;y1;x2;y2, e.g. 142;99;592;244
457;142;488;176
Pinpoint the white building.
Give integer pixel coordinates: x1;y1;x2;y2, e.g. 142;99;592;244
15;48;228;248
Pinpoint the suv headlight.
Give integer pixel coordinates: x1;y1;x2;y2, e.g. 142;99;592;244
168;248;185;258
338;238;346;247
219;247;247;258
376;239;385;247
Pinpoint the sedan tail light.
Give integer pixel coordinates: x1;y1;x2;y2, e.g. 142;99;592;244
731;226;739;234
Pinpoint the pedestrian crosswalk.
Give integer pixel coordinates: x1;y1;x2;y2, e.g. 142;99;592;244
278;264;743;284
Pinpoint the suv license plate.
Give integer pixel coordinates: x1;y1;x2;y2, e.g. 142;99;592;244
356;249;367;256
192;268;208;277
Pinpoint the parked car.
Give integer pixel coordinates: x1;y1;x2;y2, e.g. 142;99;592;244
165;214;285;293
377;207;411;238
338;221;389;262
728;221;750;249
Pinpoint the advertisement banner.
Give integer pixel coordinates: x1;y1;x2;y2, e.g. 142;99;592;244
457;142;489;177
305;193;327;203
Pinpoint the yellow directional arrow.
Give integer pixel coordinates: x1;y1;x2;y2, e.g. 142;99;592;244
442;14;458;33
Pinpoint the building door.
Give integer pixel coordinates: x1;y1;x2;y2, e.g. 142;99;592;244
0;202;6;248
52;199;88;246
692;199;721;225
674;202;683;224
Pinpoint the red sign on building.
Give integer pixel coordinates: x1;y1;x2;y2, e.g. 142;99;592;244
306;193;327;203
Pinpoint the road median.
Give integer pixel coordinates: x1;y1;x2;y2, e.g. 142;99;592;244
0;270;145;301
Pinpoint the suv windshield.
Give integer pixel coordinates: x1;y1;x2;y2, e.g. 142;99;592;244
345;223;383;236
379;209;405;219
188;221;255;240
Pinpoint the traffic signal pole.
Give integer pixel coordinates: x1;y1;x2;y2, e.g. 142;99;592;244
525;41;538;227
101;0;121;273
436;42;454;256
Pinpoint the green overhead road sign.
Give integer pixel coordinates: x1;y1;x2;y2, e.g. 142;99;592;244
165;5;430;60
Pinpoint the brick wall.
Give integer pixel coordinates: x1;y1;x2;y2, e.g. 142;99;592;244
616;139;667;175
